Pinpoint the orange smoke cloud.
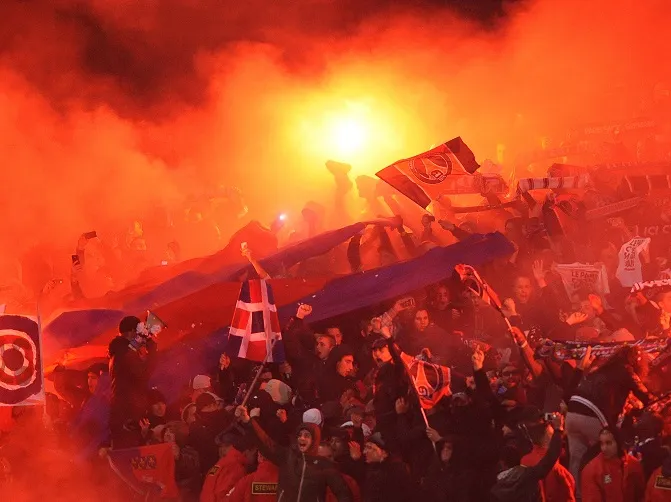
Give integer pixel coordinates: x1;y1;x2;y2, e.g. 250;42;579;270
0;0;669;272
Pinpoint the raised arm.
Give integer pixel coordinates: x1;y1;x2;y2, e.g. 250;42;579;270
526;418;564;481
235;406;286;467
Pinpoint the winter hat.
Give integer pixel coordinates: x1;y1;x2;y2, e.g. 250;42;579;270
365;432;387;451
192;375;211;390
147;388;166;405
215;430;255;452
330;344;354;361
371;336;389;350
302;408;323;426
264;379;292;405
340;421;372;438
119;316;142;335
195;392;217;412
344;405;365;422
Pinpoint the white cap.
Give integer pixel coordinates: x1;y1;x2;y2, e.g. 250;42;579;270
192;374;211;390
302;408;323;426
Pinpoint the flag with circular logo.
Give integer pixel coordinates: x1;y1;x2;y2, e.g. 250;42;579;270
0;314;43;406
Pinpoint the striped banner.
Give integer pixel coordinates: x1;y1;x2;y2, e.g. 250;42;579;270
517;175;591;194
584;197;643;221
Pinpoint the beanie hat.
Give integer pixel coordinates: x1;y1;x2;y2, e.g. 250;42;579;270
365;432;387;451
147;388;166;405
302;408;323;426
264;379;292;405
119;316;142;335
195;392;216;412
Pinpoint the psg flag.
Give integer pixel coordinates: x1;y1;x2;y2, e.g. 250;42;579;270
107;442;179;499
226;280;285;363
400;352;451;410
0;314;44;406
376;137;507;209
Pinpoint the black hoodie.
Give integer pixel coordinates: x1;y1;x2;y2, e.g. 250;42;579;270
247;419;353;502
490;429;563;502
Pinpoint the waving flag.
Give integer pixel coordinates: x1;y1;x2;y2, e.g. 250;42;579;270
107;442;178;498
0;314;44;406
376;137;507;209
400;352;451;409
226;280;284;363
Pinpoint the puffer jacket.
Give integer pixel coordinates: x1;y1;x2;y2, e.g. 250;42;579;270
247;420;352;502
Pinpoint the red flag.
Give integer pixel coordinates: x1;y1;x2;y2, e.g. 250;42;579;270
376;137;507;208
107;442;179;499
400;352;451;409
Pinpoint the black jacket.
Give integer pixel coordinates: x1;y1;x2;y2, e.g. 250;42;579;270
568;362;652;426
490;429;563;502
421;459;476;502
247;419;352;502
372;340;410;451
108;336;156;420
282;316;332;404
362;456;413;502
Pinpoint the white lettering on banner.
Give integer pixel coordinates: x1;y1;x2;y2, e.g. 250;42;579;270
570;269;600;291
616;237;651;287
554;263;610;300
636;225;671;237
623;239;646;271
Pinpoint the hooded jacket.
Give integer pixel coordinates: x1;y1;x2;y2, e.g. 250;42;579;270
581;452;645;502
362;455;413;502
491;430;563;502
108;335;157;420
318;345;357;403
247;419;352;502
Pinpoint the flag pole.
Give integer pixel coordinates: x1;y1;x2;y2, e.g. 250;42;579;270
240;338;277;408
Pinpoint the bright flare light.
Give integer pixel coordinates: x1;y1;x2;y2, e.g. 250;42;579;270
330;117;368;156
291;96;411;177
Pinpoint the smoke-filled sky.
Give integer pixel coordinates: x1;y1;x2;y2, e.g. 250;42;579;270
1;0;669;267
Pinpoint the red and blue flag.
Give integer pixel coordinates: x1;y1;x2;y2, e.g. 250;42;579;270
107;442;179;499
226;280;284;363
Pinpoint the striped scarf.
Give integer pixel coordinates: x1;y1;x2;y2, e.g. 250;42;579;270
534;338;668;361
451;199;520;214
517;175;591;194
585;197;642;221
624;174;671;193
630;278;671;293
